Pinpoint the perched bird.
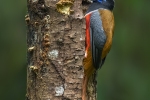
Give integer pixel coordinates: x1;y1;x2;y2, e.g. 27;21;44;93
82;0;115;99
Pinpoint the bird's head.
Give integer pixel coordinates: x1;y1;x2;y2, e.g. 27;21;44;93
92;0;115;10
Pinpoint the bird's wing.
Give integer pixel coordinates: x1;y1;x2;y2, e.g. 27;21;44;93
90;10;106;69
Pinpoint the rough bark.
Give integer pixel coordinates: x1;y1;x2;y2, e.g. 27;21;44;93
26;0;96;100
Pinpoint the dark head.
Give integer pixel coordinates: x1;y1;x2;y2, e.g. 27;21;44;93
86;0;114;14
93;0;114;11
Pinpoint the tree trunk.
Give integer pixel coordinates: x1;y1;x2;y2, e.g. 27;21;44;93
26;0;96;100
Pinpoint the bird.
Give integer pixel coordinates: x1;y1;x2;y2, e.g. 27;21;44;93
82;0;115;99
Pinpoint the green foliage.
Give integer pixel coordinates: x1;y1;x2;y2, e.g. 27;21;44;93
97;0;150;100
0;0;149;100
0;0;26;100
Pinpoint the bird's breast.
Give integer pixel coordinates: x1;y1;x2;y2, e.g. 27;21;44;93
85;13;91;57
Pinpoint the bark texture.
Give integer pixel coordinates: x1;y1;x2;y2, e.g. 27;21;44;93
26;0;96;99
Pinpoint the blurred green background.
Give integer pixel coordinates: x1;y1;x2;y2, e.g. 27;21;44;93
0;0;149;100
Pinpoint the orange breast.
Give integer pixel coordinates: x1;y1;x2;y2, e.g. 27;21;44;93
83;49;95;77
85;14;91;58
83;14;95;77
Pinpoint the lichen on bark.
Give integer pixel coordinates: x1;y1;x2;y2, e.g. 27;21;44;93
56;0;74;15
